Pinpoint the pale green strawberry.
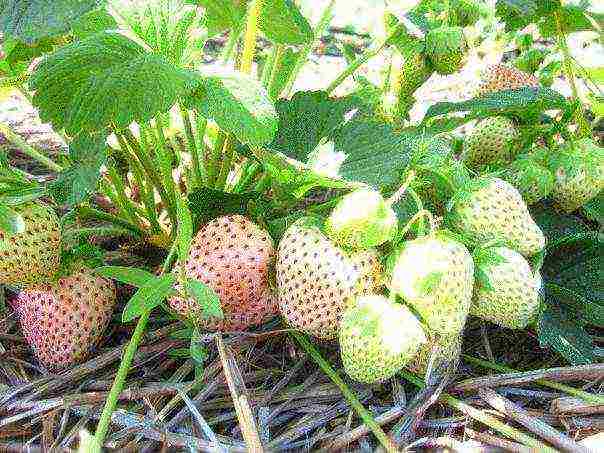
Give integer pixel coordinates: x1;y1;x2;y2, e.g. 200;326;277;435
325;188;397;250
276;217;382;339
407;331;463;376
471;246;541;329
448;177;545;257
462;116;519;168
425;26;468;75
547;138;604;213
339;295;426;383
501;155;555;205
390;231;474;335
0;202;61;286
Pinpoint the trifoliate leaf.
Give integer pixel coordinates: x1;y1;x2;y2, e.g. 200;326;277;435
30;31;200;135
186;279;223;320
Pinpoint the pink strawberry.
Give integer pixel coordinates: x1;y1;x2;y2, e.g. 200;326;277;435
169;215;277;331
11;268;116;370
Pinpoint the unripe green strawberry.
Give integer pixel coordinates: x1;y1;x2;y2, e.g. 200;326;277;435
471;247;540;329
478;64;539;95
390;232;474;335
339;295;426;383
0;202;61;286
407;331;462;376
10;267;116;370
325;188;397;250
449;177;545;257
425;26;468;75
501;156;555;205
382;46;434;120
169;215;277;331
462;116;519;168
277;217;382;339
546;139;604;213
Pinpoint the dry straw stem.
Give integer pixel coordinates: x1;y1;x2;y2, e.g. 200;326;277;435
551;396;604;416
216;335;264;453
400;371;557;452
452;363;604;394
466;428;532;453
479;388;590;453
291;331;398;453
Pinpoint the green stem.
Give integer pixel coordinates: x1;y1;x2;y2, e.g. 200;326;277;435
284;0;335;96
206;130;227;187
193;113;208;182
215;135;236;190
93;309;151;451
0;122;63;172
221;27;242;63
463;355;604;405
179;105;203;188
291;332;397;452
326;23;402;95
240;0;264;75
105;166;141;228
266;44;285;99
554;11;590;137
149;121;179;217
232;161;261;193
401;370;557;452
119;128;177;227
129;157;163;235
260;45;278;87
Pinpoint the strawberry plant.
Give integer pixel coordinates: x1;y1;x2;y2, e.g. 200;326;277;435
0;0;602;451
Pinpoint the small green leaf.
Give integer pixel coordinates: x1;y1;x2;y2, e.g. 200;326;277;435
96;266;157;287
189;327;207;365
122;273;176;322
186;279;223;320
0;203;24;235
474;267;495;292
190;0;246;36
170;327;194;340
48;132;107;206
71;8;117;40
176;196;193;260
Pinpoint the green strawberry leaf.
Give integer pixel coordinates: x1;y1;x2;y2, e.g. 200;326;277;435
425;87;568;120
0;203;24;235
96;265;157;287
0;0;103;44
48;132;107;206
495;0;561;32
536;231;602;364
30;31;200;135
582;191;603;226
260;0;312;45
266;47;298;100
122;273;176;322
474;267;495;292
270;90;369;161
530;200;590;244
538;4;600;36
539;284;594;365
71;7;118;40
176;196;194;261
187;71;278;147
188;0;246;36
185;279;223;320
